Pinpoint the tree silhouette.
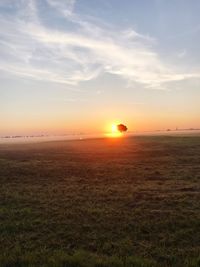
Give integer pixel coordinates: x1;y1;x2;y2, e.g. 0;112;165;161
117;124;128;133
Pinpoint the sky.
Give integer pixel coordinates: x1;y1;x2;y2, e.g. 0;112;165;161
0;0;200;135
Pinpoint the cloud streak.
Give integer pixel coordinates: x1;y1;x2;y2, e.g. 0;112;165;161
0;0;199;89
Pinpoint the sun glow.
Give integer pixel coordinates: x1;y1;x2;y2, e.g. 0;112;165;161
105;123;122;138
111;124;118;133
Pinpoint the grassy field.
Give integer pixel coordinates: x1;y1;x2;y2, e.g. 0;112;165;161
0;135;200;267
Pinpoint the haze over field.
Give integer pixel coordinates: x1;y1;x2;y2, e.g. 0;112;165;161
1;0;200;136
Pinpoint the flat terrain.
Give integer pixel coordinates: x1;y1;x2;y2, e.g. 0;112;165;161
0;136;200;267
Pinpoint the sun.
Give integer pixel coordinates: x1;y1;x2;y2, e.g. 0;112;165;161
111;124;118;133
104;123;122;138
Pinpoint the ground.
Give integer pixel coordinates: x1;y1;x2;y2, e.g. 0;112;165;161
0;135;200;267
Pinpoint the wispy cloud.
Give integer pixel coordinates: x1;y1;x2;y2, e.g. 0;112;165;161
46;0;75;17
0;0;199;89
177;49;187;58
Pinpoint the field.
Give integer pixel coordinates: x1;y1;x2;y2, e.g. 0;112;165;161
0;135;200;267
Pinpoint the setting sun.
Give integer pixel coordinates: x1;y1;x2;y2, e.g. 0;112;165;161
104;123;123;138
111;124;118;133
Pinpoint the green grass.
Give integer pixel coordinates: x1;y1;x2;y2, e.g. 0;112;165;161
0;136;200;266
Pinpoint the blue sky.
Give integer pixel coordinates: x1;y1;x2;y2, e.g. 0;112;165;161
0;0;200;135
